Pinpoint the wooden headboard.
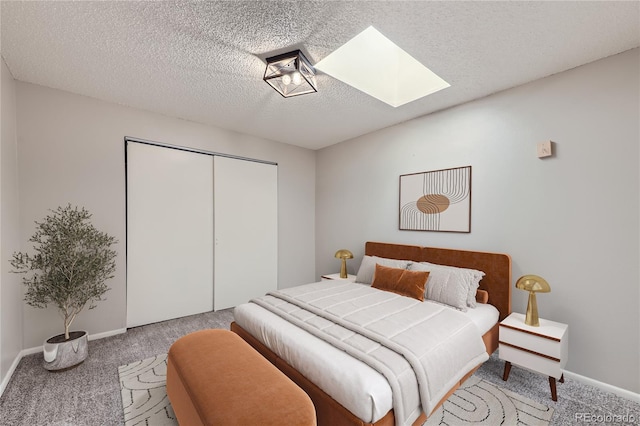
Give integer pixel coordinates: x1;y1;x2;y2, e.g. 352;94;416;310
365;241;512;321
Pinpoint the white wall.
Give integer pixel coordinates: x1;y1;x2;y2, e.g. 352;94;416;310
15;82;316;349
1;58;22;386
316;48;639;393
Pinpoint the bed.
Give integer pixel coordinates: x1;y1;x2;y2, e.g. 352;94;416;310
231;241;511;426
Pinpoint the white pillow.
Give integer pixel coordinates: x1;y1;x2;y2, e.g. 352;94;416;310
355;255;412;285
408;263;469;311
415;262;485;308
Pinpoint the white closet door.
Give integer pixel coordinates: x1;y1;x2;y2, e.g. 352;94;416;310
214;156;277;310
127;143;214;327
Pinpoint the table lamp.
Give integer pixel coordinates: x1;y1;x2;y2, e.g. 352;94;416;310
334;249;353;279
515;275;551;326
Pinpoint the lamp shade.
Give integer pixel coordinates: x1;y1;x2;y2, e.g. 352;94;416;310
515;275;551;293
334;249;353;279
264;50;317;98
515;275;551;326
334;249;354;260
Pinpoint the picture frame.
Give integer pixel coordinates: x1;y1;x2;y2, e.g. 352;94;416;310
399;166;471;233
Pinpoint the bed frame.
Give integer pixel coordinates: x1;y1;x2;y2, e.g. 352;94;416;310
231;241;511;426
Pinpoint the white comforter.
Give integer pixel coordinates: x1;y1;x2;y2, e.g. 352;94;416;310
250;281;489;426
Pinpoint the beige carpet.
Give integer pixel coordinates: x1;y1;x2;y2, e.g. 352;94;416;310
118;354;553;426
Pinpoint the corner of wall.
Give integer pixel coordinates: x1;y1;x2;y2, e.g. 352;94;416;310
1;54;24;387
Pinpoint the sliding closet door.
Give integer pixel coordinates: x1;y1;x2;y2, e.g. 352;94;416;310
213;156;278;310
126;143;214;327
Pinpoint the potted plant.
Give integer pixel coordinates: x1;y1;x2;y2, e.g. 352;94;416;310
11;204;117;370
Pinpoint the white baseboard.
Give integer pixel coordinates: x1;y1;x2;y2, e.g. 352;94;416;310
0;348;24;397
20;345;42;356
564;370;640;403
88;328;127;341
0;327;127;398
21;328;127;355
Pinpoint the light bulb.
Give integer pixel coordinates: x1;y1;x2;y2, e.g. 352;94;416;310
282;74;291;85
292;72;302;86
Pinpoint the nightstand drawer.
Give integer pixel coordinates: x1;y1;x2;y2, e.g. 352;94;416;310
499;343;563;379
499;326;562;359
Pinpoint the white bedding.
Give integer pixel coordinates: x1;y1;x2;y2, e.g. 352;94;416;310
233;282;498;425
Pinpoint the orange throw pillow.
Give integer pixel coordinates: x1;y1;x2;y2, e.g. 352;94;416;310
476;289;489;304
371;264;429;301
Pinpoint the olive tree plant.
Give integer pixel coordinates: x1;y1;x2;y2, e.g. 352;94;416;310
11;205;117;340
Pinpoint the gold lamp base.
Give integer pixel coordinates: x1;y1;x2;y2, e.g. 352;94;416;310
524;291;540;326
339;259;348;279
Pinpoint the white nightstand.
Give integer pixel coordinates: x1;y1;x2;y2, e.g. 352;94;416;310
321;273;356;282
499;312;568;401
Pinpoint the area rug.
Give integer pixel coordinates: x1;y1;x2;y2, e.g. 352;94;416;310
119;355;553;426
424;375;554;425
118;354;177;426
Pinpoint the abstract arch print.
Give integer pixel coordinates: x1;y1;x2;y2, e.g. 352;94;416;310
399;166;471;232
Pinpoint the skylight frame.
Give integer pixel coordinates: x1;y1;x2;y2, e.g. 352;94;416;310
315;26;450;107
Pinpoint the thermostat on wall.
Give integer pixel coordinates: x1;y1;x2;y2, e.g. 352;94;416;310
537;140;553;158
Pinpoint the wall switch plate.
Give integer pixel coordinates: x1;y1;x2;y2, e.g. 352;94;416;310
537;140;553;158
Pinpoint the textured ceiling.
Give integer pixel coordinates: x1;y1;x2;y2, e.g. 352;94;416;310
1;1;639;150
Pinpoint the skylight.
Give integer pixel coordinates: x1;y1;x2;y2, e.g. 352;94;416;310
314;26;450;107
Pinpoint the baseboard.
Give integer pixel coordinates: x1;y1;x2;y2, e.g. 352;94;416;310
88;328;127;341
0;327;127;398
21;345;42;356
0;349;24;397
564;370;640;403
21;328;127;355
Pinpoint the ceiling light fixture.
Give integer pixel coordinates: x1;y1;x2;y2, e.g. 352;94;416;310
263;50;317;98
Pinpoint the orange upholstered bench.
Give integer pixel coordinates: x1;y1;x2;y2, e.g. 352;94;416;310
166;329;316;426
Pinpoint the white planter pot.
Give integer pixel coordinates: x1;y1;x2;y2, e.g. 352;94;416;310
43;330;88;371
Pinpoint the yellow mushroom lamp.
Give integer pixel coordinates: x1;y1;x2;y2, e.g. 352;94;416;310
334;249;354;279
515;275;551;327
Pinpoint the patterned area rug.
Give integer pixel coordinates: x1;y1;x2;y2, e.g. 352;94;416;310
118;354;177;426
119;355;552;426
424;375;554;425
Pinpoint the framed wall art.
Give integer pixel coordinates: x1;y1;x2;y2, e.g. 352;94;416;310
399;166;471;233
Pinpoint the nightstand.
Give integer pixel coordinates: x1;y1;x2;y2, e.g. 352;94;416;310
499;312;568;401
321;273;356;282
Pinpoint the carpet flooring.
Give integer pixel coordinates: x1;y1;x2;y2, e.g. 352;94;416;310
1;308;638;425
0;309;234;426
